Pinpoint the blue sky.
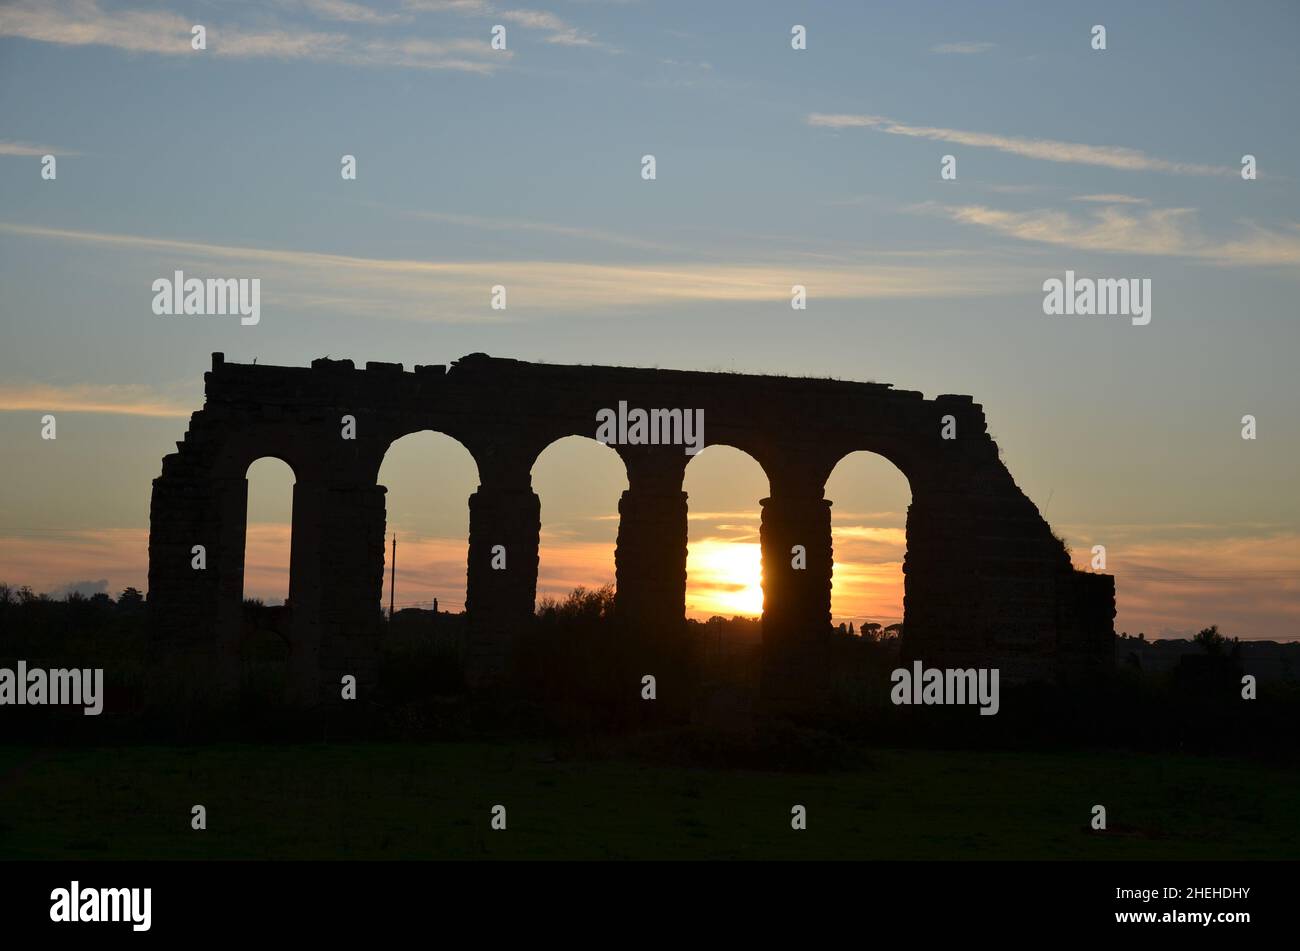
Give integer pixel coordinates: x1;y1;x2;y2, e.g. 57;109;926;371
1;0;1298;636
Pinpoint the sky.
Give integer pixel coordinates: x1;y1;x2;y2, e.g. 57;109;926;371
1;0;1298;639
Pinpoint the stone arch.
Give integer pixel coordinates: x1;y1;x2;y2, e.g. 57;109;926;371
683;444;771;621
376;429;480;616
369;423;481;485
239;455;296;701
242;455;296;606
208;427;318;484
529;434;628;608
147;353;1115;713
219;449;309;705
823;450;912;639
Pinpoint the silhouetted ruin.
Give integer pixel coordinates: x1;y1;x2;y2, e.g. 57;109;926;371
147;353;1115;711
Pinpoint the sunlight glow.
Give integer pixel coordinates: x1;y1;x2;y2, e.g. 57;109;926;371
686;540;764;618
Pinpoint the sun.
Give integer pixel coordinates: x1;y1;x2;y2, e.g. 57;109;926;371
686;540;764;618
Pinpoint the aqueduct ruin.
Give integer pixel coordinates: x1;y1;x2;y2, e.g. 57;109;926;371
148;352;1115;709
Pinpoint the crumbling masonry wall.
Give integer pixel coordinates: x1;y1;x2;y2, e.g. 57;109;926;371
147;353;1115;708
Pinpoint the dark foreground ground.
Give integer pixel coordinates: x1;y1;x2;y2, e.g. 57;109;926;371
1;742;1295;860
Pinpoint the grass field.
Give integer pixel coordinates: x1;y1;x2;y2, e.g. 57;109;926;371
2;742;1296;860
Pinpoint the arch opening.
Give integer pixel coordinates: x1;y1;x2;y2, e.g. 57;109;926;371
377;430;479;621
240;456;295;701
683;445;769;703
530;435;628;610
684;445;769;622
242;457;295;605
824;450;912;643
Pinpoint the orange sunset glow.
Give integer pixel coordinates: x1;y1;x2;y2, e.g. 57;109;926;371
5;437;1297;639
686;540;764;617
0;371;1295;642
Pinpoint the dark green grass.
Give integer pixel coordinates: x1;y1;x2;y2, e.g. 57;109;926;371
1;743;1295;860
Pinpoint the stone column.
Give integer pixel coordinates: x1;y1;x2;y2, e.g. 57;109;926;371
147;469;246;702
286;479;323;705
758;489;834;715
614;451;688;631
612;451;688;714
898;489;978;667
465;484;540;686
213;477;249;696
294;480;387;705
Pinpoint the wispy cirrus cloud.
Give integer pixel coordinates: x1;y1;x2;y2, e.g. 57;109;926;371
405;0;616;51
0;140;78;157
0;0;507;72
0;220;1037;322
295;0;404;24
0;381;191;418
916;201;1300;266
981;184;1057;195
930;41;995;54
498;6;598;46
1072;194;1150;205
807;112;1232;176
0;0;606;65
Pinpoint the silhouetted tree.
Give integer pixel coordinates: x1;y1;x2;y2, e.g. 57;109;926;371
535;584;615;622
1195;624;1223;654
118;587;145;612
1194;624;1241;660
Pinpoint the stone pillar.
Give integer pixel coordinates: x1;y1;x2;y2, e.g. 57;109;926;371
465;485;540;686
147;469;246;702
286;479;324;705
213;477;249;695
614;452;688;631
898;489;981;667
613;452;688;715
294;480;387;705
758;490;834;715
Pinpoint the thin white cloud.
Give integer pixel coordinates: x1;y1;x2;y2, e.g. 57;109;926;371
0;381;191;417
499;9;567;31
918;201;1300;266
931;41;994;54
982;184;1056;195
0;221;1037;322
0;140;77;156
0;0;505;72
506;7;614;51
1072;194;1151;205
404;1;494;13
807;112;1232;177
296;0;403;24
0;0;191;54
405;0;616;51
